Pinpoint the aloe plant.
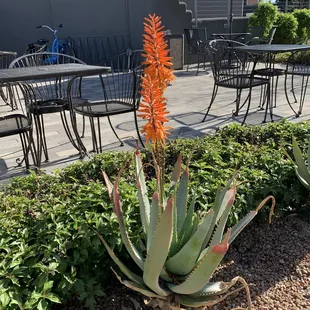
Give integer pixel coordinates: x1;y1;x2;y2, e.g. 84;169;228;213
99;149;275;310
291;136;310;191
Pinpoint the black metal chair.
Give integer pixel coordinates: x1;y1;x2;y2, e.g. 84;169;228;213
0;82;35;169
9;52;86;162
67;50;144;154
0;51;17;109
284;50;310;116
203;39;272;125
184;28;209;75
246;26;278;45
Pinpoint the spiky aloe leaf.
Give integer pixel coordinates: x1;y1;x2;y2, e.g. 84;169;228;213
179;286;244;308
208;186;236;248
97;234;143;284
176;168;189;234
167;230;231;295
292;136;310;187
170;153;182;186
192;282;225;296
102;171;113;201
229;195;275;244
165;209;214;275
177;189;197;249
296;170;310;191
111;268;165;299
135;149;150;235
168;197;179;258
143;197;174;297
147;192;160;251
201;177;235;250
112;170;144;270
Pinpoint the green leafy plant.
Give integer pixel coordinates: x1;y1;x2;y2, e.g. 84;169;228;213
248;2;278;37
273;13;298;44
292;9;310;43
99;149;275;309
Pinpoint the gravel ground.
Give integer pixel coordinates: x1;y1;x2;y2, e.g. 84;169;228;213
55;216;310;310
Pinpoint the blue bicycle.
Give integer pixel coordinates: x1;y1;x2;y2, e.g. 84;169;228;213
27;24;74;63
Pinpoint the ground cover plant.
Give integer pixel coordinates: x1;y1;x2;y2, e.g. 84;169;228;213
0;119;310;309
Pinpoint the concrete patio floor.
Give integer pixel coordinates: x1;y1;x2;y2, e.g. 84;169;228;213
1;65;310;183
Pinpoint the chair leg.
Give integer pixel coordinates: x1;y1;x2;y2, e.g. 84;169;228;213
299;76;309;115
291;73;298;103
196;54;200;76
107;115;123;147
97;117;103;153
241;88;253;126
134;109;145;148
89;116;98;153
202;84;218;122
284;73;298;116
273;76;279;108
39;115;49;162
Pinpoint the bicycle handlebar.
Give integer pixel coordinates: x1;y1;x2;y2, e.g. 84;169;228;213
36;24;63;34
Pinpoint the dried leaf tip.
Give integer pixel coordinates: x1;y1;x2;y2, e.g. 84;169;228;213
211;229;231;254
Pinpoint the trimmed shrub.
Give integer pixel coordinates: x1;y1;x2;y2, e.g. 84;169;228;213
273;13;298;44
249;2;278;37
1;120;310;309
292;9;310;43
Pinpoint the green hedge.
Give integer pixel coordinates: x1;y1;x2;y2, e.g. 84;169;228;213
1;120;310;309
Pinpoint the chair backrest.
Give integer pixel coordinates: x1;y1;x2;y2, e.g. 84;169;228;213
267;26;277;45
184;28;208;53
0;51;17;69
68;50;144;111
9;52;85;102
207;39;255;85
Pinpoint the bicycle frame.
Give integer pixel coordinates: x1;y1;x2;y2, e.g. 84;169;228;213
37;24;65;63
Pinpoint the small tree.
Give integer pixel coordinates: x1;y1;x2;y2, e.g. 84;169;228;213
292;9;310;43
273;13;298;43
249;2;278;37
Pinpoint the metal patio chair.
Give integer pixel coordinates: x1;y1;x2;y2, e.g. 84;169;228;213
67;50;144;154
0;82;35;169
284;50;310;116
0;51;17;109
9;52;86;162
184;28;209;75
202;39;272;125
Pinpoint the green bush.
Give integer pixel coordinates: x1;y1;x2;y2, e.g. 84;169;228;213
292;9;310;43
1;120;310;309
273;13;298;43
249;2;278;37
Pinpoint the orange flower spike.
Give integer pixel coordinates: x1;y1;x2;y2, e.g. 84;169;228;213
138;14;174;145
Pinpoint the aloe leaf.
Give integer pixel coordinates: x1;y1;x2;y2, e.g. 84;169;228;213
208;186;236;248
201;177;235;250
177;190;197;250
176;168;189;234
102;171;113;201
167;230;230;295
229;195;275;245
170;153;182;185
147;192;160;251
292;136;310;186
192;282;225;296
296;169;310;191
168;197;179;258
111;268;165;299
135;149;150;234
165;209;214;275
97;233;143;284
113;172;144;270
179;286;244;308
143;197;174;297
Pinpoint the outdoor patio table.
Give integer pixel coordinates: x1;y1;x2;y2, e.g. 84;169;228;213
235;44;310;116
211;32;250;41
0;63;110;166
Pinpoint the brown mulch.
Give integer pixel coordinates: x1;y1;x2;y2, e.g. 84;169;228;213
54;216;310;310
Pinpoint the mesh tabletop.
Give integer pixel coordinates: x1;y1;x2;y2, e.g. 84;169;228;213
0;64;110;83
235;44;310;54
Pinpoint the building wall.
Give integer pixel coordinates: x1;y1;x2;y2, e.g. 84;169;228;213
0;0;191;55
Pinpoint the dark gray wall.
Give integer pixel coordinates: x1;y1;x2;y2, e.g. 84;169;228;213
0;0;192;55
